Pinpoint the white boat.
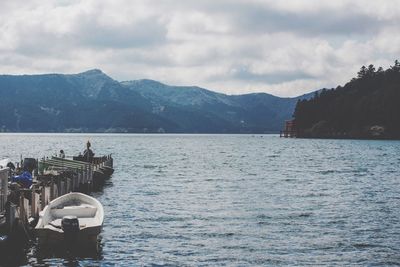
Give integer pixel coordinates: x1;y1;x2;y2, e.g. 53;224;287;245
0;159;10;169
35;192;104;247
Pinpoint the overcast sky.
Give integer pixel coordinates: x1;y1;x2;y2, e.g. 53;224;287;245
1;0;399;97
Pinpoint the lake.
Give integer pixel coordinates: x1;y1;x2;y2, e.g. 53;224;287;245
1;134;400;266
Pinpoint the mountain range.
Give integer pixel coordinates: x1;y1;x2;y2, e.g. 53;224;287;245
0;69;314;133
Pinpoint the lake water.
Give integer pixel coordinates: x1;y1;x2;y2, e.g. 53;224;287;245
0;134;400;266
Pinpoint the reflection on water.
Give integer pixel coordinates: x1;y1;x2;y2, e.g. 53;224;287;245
29;242;103;266
0;238;103;266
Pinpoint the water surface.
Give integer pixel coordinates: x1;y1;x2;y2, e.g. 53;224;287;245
0;134;399;266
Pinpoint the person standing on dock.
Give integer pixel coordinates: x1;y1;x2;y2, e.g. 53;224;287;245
83;141;95;162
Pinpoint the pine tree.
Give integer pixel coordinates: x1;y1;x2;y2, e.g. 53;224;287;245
367;64;376;76
391;60;400;72
357;65;367;78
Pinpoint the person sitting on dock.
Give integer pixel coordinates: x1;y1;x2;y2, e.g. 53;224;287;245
59;150;65;159
83;141;95;162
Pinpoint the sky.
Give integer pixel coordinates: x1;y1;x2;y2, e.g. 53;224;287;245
0;0;399;97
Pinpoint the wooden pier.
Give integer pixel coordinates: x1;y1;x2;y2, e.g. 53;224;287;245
0;154;113;247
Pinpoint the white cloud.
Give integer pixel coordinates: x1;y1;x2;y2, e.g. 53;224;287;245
0;0;399;96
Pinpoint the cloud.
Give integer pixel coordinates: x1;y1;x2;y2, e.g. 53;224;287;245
195;1;391;37
0;0;399;96
77;17;167;48
210;66;315;84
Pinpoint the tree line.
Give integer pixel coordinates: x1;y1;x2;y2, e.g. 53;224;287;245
293;60;400;139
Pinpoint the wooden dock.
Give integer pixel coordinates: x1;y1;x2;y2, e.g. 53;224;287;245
0;154;113;246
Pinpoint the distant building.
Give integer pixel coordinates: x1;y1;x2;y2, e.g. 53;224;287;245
280;120;297;138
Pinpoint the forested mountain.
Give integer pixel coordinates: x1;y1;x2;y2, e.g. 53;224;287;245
121;80;314;133
294;60;400;139
0;70;169;133
0;70;313;133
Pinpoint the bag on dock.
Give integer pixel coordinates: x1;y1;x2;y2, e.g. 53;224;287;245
11;172;32;188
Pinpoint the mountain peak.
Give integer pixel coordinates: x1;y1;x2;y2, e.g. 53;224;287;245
121;79;165;87
79;69;105;75
67;69;118;98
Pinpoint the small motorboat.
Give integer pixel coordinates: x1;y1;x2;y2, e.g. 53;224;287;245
35;192;104;247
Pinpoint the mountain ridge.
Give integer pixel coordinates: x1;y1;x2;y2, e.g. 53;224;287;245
0;69;315;133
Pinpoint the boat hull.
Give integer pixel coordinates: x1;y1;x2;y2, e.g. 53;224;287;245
36;225;101;247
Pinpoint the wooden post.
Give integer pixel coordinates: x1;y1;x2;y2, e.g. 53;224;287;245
73;173;78;191
31;190;36;218
60;180;65;196
88;165;93;192
53;183;58;200
24;197;30;219
42;186;51;209
67;178;71;193
19;195;24;221
0;168;8;213
50;180;54;200
41;186;46;210
31;191;41;218
7;203;16;231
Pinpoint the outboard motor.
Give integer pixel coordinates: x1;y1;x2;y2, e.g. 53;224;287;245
61;215;79;244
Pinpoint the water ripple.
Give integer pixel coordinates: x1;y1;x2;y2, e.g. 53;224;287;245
0;134;399;266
